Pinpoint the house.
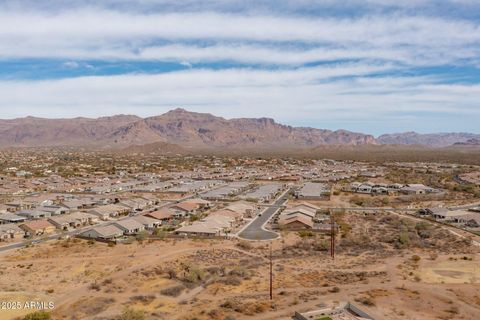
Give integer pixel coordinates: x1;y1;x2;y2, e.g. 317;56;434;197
343;182;362;192
132;215;162;230
293;202;320;212
224;201;256;218
38;205;69;216
119;197;152;211
145;208;176;223
452;212;480;227
48;212;97;230
278;214;314;230
171;202;198;215
175;215;234;237
357;183;373;194
209;209;243;224
80;225;124;240
20;220;56;237
202;215;235;230
5;201;36;212
17;209;52;219
282;208;316;219
183;198;211;209
62;199;96;210
400;184;438;195
0;213;27;224
295;182;331;200
372;186;389;195
466;216;480;228
431;209;468;221
0;224;24;241
175;223;219;237
89;204;130;220
112;219;145;235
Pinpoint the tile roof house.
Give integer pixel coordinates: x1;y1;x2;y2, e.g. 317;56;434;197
20;220;56;236
171;202;199;214
278;214;314;230
145;208;175;222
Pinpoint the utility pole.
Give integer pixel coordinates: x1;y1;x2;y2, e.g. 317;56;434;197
269;242;273;300
330;210;335;260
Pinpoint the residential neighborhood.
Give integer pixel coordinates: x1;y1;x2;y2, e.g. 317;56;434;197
0;150;479;320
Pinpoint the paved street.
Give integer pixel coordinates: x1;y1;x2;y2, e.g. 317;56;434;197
237;191;289;240
0;222;108;253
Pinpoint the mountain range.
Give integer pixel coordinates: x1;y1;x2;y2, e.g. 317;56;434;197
0;108;477;150
377;132;480;147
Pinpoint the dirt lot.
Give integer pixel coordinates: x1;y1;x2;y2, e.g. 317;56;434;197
0;212;479;320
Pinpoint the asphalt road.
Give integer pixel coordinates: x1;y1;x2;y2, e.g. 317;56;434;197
0;222;106;253
237;192;288;241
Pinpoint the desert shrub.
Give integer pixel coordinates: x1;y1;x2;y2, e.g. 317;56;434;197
236;241;252;250
22;311;51;320
220;275;242;286
298;230;315;238
355;296;375;306
313;240;329;251
153;228;166;238
411;255;421;263
328;286;340;293
160;285;185;297
120;307;145;320
165;268;177;279
185;267;206;283
398;232;410;246
415;222;432;238
88;282;101;291
129;295;155;304
135;231;149;242
229;267;249;278
206;266;225;276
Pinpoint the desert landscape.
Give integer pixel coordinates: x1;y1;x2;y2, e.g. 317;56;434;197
1;209;479;320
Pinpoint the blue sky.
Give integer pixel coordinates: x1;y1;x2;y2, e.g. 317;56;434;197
0;0;479;135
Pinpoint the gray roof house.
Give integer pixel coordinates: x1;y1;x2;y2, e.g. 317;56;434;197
132;215;161;229
80;225;124;240
0;213;28;224
112;219;145;235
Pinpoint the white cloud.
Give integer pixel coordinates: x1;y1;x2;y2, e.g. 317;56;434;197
0;10;479;67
